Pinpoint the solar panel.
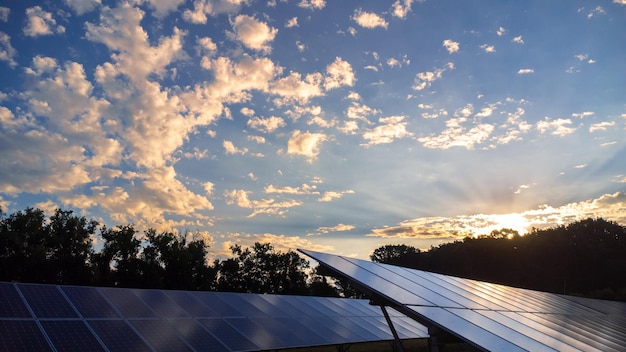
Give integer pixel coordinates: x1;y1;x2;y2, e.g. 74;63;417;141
0;280;428;351
0;282;31;318
299;248;626;352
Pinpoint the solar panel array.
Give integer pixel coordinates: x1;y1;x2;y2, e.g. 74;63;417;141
299;249;626;352
0;281;428;352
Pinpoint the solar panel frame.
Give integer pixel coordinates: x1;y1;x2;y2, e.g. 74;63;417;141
61;286;119;318
129;319;194;352
99;287;157;318
0;282;31;318
17;284;78;318
40;320;106;352
87;319;153;352
0;320;52;352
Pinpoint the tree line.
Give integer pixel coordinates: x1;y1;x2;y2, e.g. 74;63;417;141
0;207;339;296
371;218;626;301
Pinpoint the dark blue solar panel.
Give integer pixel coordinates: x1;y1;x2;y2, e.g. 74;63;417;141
199;318;258;351
130;319;193;352
18;283;77;318
193;292;243;317
218;292;270;317
41;320;105;352
225;317;286;349
133;289;189;318
170;319;229;352
87;320;152;352
0;320;52;352
61;286;119;318
0;282;31;318
163;290;218;317
299;317;356;344
99;287;156;317
253;317;315;347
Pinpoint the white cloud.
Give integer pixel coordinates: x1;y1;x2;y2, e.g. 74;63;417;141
24;6;65;37
298;0;325;10
418;118;494;150
572;111;593;118
270;71;324;104
145;0;185;18
589;121;615;132
223;140;248;155
442;39;460;54
230;14;278;52
287;130;327;161
286;17;298;28
197;37;217;53
517;68;534;74
615;0;626;5
318;190;355;202
0;7;9;22
413;62;454;91
223;189;303;217
347;101;379;122
352;9;388;29
182;0;246;24
536;117;576;136
247;116;286;133
361;115;413;146
512;36;524;44
264;183;317;195
317;223;355;233
391;0;415;19
0;32;17;67
64;0;101;15
480;44;495;53
497;26;506;36
324;57;355;90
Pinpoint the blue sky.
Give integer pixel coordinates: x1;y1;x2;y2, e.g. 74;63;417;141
1;0;625;259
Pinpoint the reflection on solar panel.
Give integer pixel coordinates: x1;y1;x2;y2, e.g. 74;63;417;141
0;281;427;351
299;249;626;352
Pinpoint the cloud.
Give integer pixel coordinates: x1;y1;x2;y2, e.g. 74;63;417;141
247;116;286;133
496;26;506;36
324;57;355;90
418;118;494;150
64;0;101;15
442;39;459;54
264;183;318;195
413;62;454;91
512;35;524;44
352;9;388;29
145;0;185;18
223;189;303;217
285;17;298;28
317;223;355;233
24;6;65;37
480;44;495;53
517;68;534;74
391;0;415;19
197;37;217;53
536;117;576;136
223;140;248;155
270;71;324;104
213;233;332;259
230;15;278;52
346;101;380;122
182;0;246;24
0;7;9;22
615;0;626;5
366;192;626;239
298;0;325;10
318;190;355;202
0;32;17;67
589;121;615;133
362;115;413;146
287;130;327;161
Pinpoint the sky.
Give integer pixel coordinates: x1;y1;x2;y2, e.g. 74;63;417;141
1;0;625;260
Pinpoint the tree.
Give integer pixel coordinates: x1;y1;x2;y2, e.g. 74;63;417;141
370;244;421;267
93;225;143;287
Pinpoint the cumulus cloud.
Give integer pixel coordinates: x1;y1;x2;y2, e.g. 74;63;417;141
286;17;298;28
391;0;415;19
536;117;576;136
362;115;413;146
0;7;9;22
182;0;246;24
418;118;494;149
318;190;355;202
442;39;459;54
144;0;185;17
324;57;355;90
413;62;454;91
317;223;355;233
0;32;17;67
512;35;524;44
298;0;325;10
270;71;324;104
224;189;303;217
223;140;248;155
230;14;278;52
352;9;388;29
517;68;534;74
24;6;65;37
480;44;495;53
264;183;318;195
247;116;286;133
64;0;101;15
496;26;506;36
287;130;327;161
589;121;615;133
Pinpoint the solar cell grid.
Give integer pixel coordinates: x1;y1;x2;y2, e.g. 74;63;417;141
61;286;119;318
133;289;189;318
225;317;286;350
193;291;243;317
41;320;105;352
99;287;156;318
0;320;52;352
18;284;77;318
130;319;193;352
531;313;623;352
87;320;152;352
253;317;313;347
0;282;31;318
163;290;218;317
218;292;270;318
169;319;229;352
199;318;259;351
298;317;356;345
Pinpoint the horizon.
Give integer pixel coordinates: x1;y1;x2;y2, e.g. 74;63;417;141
1;0;625;260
